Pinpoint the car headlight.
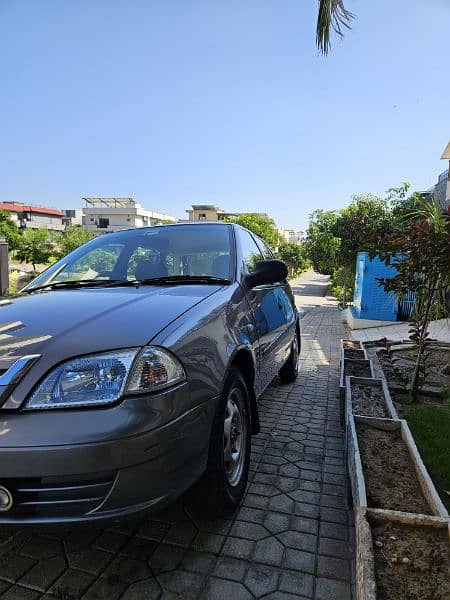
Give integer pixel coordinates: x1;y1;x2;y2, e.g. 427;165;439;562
25;347;186;410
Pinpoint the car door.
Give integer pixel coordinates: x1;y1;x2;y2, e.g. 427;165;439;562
236;228;290;392
255;235;297;354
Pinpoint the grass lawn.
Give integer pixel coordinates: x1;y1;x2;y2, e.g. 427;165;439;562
402;397;450;511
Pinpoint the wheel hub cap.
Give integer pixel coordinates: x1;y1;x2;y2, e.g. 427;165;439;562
223;389;246;487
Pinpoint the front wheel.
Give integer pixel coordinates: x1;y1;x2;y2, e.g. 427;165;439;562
200;368;251;515
279;333;300;384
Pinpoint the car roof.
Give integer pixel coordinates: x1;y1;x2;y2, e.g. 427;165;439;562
99;221;237;235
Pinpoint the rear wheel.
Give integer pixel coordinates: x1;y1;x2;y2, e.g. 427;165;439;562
200;368;251;515
279;333;299;384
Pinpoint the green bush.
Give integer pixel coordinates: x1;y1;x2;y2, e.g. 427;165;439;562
329;266;355;306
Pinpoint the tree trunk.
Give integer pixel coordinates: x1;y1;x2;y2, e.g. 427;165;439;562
410;278;438;403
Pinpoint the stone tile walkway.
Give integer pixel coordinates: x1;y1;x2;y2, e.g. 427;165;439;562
0;272;354;599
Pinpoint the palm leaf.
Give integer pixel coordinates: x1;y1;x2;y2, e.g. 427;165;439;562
316;0;354;55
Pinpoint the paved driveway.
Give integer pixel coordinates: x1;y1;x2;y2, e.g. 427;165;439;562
0;272;354;600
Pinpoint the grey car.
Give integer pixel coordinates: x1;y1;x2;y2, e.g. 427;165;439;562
0;222;299;524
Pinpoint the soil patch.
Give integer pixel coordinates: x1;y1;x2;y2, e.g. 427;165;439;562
344;360;372;378
356;423;431;514
391;347;450;390
344;349;366;360
371;519;449;600
377;349;406;388
351;383;388;418
377;347;450;392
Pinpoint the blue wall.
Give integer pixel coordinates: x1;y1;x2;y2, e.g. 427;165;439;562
352;252;398;321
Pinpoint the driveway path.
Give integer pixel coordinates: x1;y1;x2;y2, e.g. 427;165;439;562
0;272;353;600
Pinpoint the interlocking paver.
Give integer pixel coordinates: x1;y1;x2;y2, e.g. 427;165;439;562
314;577;352;600
0;272;355;599
1;587;40;600
18;556;66;592
252;537;284;566
283;548;315;574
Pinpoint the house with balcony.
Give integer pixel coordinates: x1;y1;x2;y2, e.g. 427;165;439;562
82;198;176;232
185;204;268;222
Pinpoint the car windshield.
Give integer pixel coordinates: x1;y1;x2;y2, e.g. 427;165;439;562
25;224;232;291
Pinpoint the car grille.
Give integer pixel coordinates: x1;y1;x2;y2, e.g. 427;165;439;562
0;471;116;518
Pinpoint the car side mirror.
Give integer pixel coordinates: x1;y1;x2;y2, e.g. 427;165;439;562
244;259;288;288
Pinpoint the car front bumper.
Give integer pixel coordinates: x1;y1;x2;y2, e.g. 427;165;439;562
0;393;217;525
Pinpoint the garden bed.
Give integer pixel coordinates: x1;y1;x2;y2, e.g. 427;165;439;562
376;344;450;395
347;417;447;518
346;377;397;420
344;359;372;378
356;508;450;600
340;353;374;402
356;420;431;514
344;348;367;360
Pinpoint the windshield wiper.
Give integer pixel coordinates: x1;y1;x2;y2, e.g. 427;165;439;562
22;279;136;293
23;275;231;294
132;275;231;286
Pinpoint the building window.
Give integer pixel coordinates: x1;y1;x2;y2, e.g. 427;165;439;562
198;213;206;221
98;218;110;229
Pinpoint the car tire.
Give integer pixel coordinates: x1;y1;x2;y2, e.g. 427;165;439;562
200;367;251;516
279;333;300;384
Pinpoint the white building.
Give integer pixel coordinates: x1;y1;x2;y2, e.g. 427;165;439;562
185;204;269;222
82;198;176;232
278;227;303;244
0;202;65;231
63;209;83;228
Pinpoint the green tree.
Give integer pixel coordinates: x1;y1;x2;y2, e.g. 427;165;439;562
332;193;391;265
56;226;94;259
305;209;341;274
0;210;21;250
388;183;426;229
224;214;282;248
277;241;309;277
15;228;56;271
378;199;450;402
306;192;394;305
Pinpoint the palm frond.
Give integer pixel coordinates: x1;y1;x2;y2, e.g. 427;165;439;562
316;0;354;55
406;194;447;232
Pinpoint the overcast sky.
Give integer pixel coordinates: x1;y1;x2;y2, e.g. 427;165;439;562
0;0;449;230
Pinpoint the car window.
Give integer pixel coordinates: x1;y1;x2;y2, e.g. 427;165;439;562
127;246;161;279
27;224;232;289
52;244;124;282
238;229;263;273
254;236;274;259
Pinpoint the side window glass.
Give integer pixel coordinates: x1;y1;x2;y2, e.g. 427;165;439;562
238;230;263;273
254;236;274;259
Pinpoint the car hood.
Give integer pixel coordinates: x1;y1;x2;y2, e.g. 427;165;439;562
0;285;221;360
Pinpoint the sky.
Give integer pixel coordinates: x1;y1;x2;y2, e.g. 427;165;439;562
0;0;449;231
